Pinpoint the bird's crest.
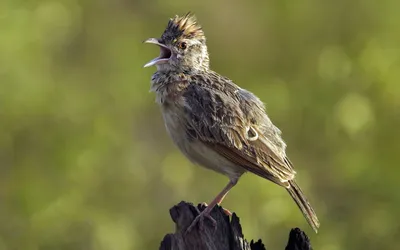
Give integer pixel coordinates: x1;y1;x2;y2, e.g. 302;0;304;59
162;12;205;42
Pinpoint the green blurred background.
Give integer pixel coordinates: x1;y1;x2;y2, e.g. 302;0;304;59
1;0;400;249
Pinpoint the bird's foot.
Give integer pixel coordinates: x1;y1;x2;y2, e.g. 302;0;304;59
201;202;232;216
186;209;217;233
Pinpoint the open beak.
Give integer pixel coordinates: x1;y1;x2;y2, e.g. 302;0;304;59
143;38;172;68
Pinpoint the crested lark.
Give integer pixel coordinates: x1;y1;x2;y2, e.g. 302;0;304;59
144;13;320;233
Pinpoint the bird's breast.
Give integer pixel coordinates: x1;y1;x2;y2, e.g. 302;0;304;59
160;101;245;179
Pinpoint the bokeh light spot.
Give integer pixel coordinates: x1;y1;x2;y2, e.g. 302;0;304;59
335;94;374;136
319;46;352;81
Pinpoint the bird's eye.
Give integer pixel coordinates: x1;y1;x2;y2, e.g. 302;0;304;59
179;42;187;50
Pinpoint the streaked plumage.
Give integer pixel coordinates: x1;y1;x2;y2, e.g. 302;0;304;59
144;12;320;233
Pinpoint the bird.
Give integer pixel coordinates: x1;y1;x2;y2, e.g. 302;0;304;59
143;12;320;233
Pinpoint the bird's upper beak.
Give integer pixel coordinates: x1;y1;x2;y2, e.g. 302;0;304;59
143;38;172;68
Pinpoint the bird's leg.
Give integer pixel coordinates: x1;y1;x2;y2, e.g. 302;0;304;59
186;178;238;233
200;178;236;216
201;185;234;216
201;202;232;216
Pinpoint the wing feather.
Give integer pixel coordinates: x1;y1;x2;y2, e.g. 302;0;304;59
183;72;296;185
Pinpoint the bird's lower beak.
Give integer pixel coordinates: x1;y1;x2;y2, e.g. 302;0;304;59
143;38;172;68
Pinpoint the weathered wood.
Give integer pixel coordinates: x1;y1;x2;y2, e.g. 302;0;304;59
159;201;313;250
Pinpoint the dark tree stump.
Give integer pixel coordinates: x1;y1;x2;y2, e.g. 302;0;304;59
159;201;313;250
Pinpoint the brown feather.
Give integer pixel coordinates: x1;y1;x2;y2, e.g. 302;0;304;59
206;142;286;187
164;12;204;40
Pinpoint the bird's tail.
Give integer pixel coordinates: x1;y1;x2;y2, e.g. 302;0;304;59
287;180;320;233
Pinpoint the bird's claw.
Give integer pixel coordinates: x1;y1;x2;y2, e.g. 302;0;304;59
186;210;217;234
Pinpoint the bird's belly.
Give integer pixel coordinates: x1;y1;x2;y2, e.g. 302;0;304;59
162;108;244;179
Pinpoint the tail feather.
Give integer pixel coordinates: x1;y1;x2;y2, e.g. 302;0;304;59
287;180;320;233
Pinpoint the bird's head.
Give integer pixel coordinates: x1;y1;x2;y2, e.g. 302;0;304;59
144;12;209;72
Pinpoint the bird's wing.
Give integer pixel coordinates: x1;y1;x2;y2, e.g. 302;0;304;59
182;75;295;186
